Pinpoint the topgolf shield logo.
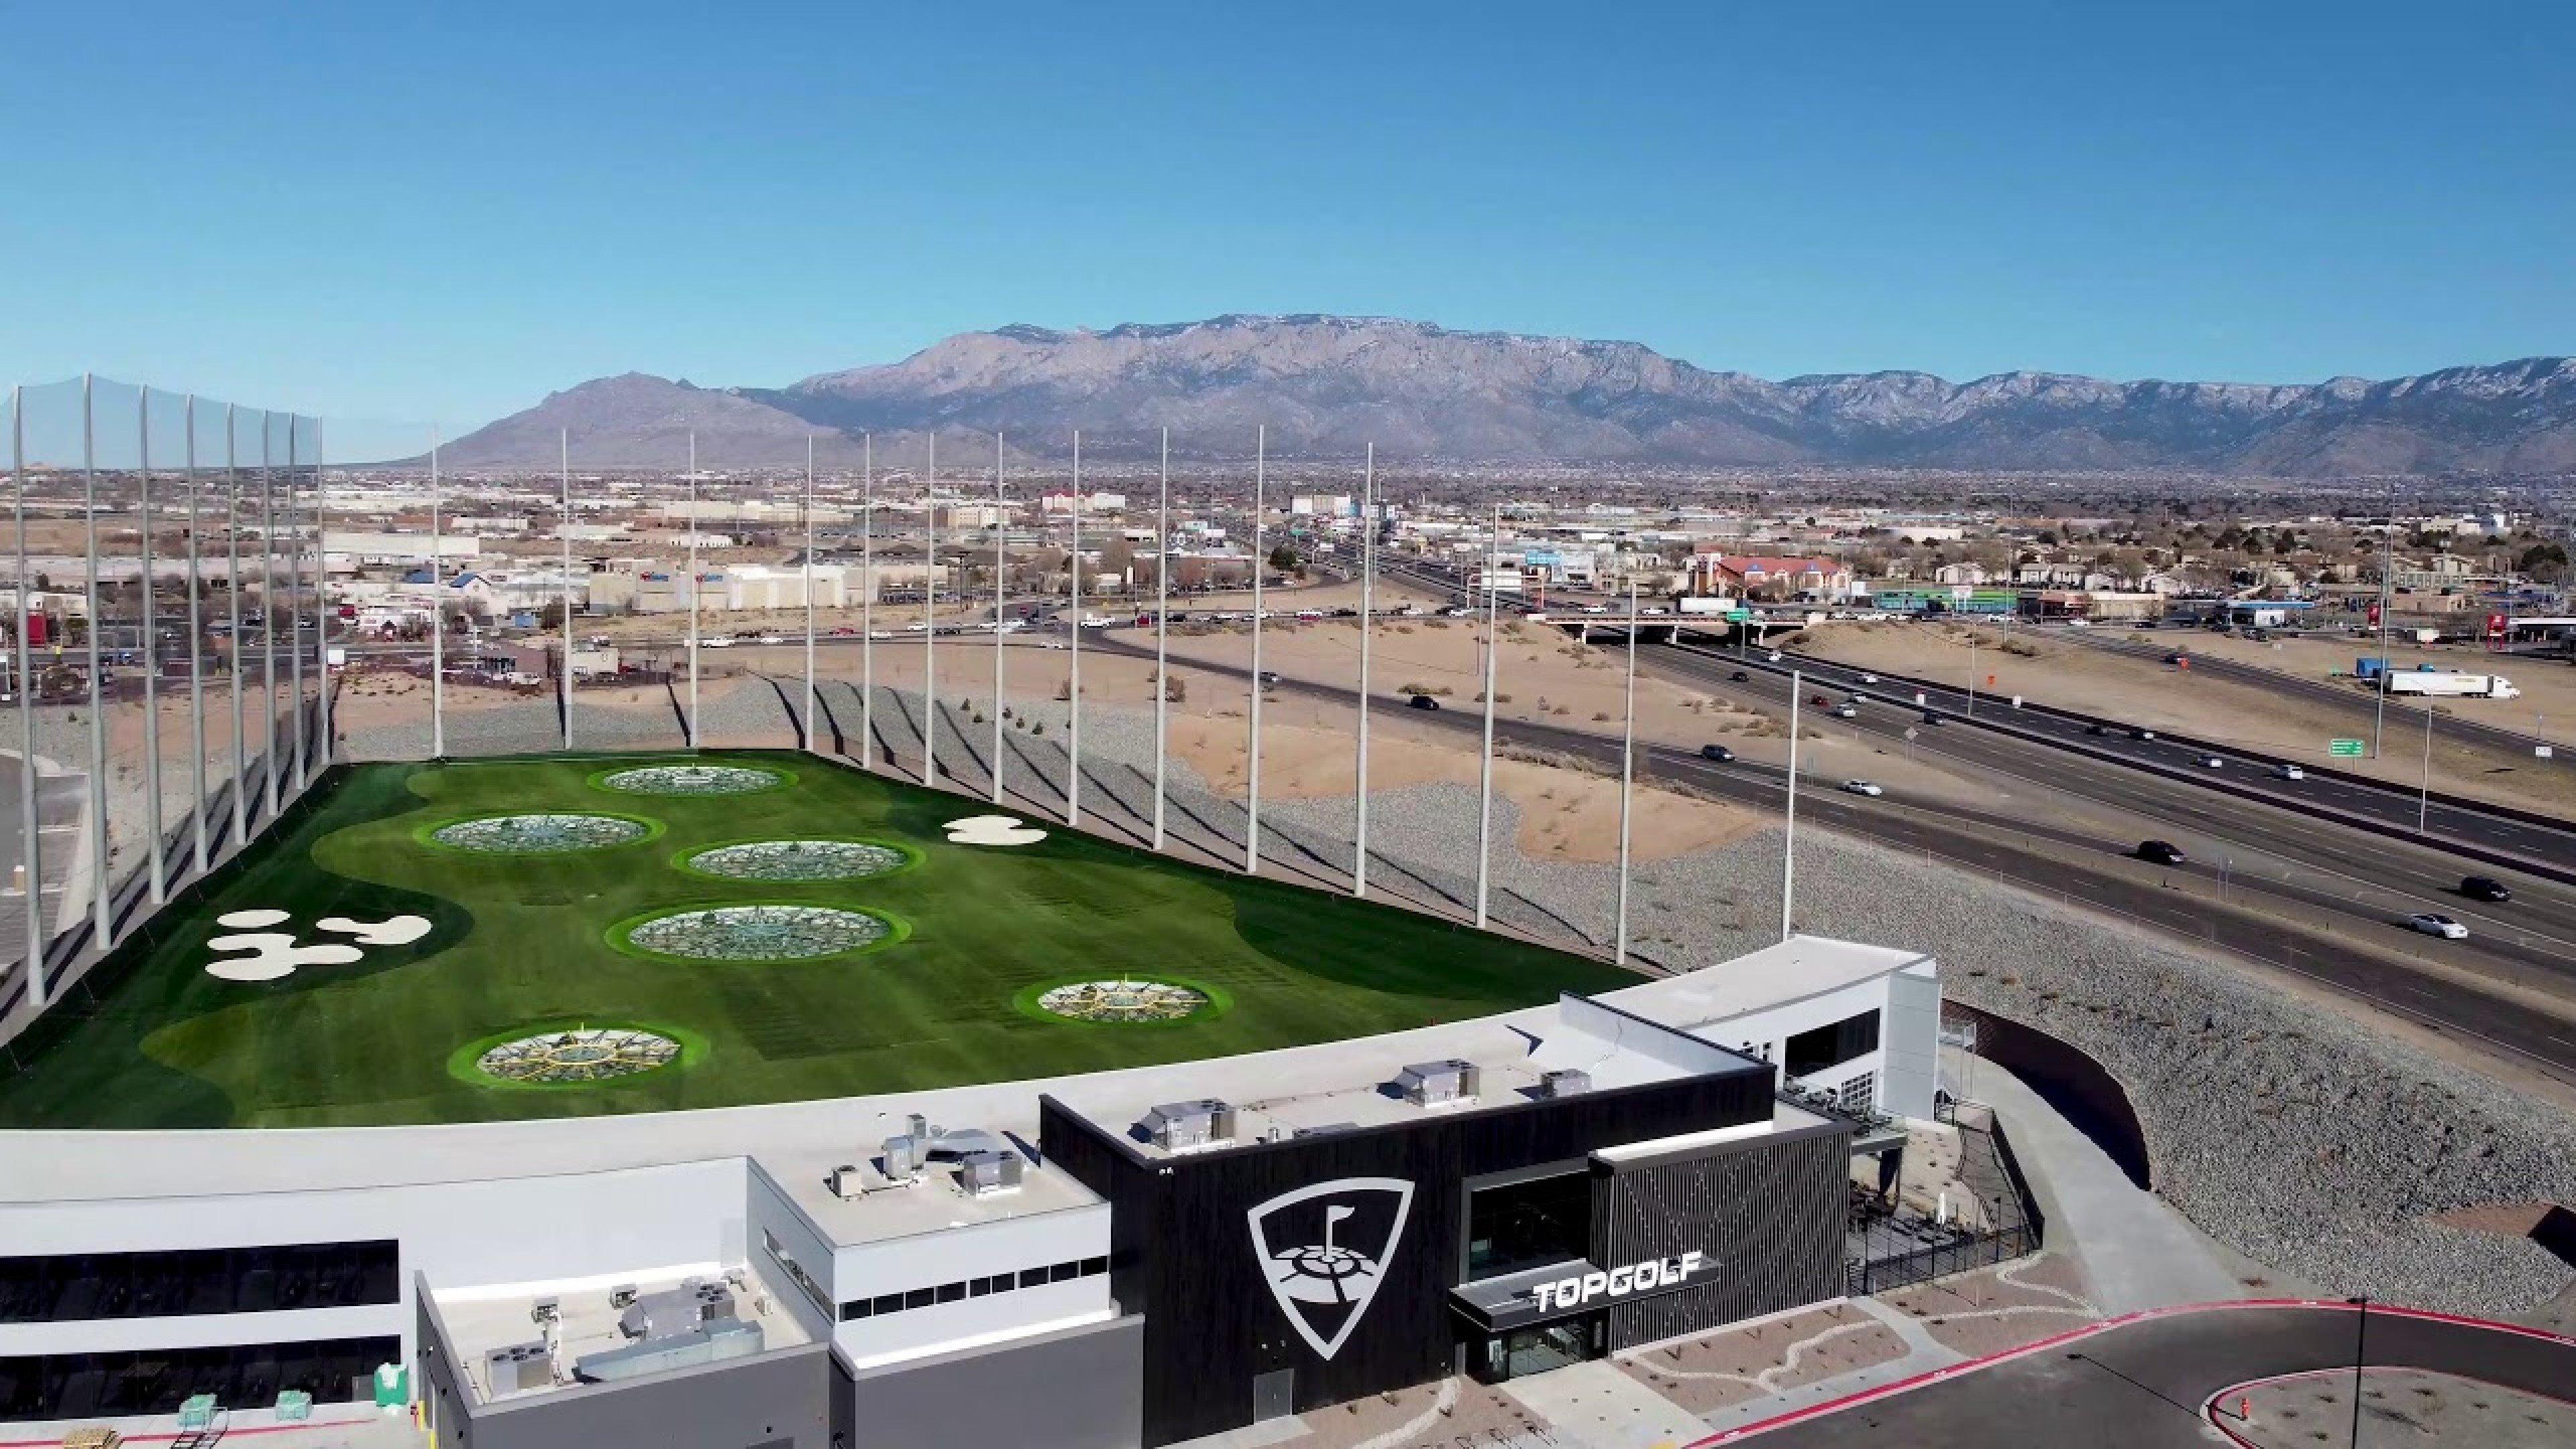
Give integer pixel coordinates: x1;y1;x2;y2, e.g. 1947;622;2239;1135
1246;1177;1415;1361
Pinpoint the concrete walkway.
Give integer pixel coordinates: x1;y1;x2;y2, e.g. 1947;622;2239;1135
1947;1049;2255;1313
1678;1298;1968;1440
1501;1360;1709;1449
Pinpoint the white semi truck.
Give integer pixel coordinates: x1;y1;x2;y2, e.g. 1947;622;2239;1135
2383;671;2521;700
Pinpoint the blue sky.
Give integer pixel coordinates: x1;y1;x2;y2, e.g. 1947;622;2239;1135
3;1;2568;431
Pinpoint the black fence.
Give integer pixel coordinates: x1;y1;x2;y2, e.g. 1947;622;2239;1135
1843;1114;2044;1298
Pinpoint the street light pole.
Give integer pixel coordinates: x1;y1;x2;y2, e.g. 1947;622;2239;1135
2348;1295;2369;1449
2373;496;2394;759
2418;703;2433;834
1782;669;1801;942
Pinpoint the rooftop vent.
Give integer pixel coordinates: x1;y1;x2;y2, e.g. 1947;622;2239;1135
828;1164;867;1199
957;1150;1026;1197
1538;1068;1592;1099
1142;1098;1236;1152
1397;1059;1480;1108
883;1118;1012;1181
484;1340;554;1396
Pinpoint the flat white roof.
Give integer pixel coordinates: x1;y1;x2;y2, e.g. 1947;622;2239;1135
431;1263;812;1406
0;936;1933;1216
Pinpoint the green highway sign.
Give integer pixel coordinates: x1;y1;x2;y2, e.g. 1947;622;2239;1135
2328;739;2364;757
1725;608;1752;622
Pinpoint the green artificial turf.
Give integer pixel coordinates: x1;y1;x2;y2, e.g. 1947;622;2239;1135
0;751;1635;1128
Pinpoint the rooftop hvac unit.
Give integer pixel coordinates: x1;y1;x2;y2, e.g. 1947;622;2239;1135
574;1316;763;1385
882;1134;924;1181
484;1340;554;1395
828;1163;866;1199
956;1150;1025;1197
1538;1069;1592;1099
1397;1059;1481;1108
1142;1098;1236;1152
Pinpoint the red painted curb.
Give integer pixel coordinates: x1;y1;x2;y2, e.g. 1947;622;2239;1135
1682;1297;2576;1446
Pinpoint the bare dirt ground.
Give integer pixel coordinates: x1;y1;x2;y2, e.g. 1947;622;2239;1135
2233;1367;2576;1449
1788;621;2576;814
2163;627;2575;738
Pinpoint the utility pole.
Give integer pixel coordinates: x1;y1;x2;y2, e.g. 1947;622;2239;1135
1782;669;1801;943
1614;578;1640;966
1354;445;1373;897
1474;503;1500;930
2373;494;2394;759
2419;702;2434;834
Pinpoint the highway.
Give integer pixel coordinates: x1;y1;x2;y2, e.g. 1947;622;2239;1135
1072;624;2576;1083
1707;631;2576;871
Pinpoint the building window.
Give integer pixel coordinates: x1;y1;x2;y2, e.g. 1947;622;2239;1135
0;1242;400;1325
0;1336;400;1423
838;1256;1106;1322
1836;1073;1878;1114
934;1282;966;1303
1784;1010;1880;1079
1466;1171;1592;1281
1018;1267;1048;1289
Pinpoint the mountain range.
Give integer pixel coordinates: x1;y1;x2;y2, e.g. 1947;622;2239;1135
437;315;2576;476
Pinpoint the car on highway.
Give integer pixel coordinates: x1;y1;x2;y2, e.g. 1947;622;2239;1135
1839;780;1885;797
755;633;786;645
1730;669;1750;682
1765;649;1783;661
2128;727;2157;741
1810;693;1831;706
1580;604;1608;615
1257;671;1281;686
2198;754;2226;769
1919;711;1943;726
2136;839;2187;865
1831;704;1858;718
2085;723;2108;736
2406;912;2469;941
702;636;733;648
1642;606;1670;616
1698;744;1735;762
2270;763;2305;781
2460;876;2513;902
1406;694;1440;711
1858;672;1879;684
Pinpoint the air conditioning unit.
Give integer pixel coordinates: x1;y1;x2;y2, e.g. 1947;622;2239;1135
1538;1068;1592;1099
828;1163;867;1199
1397;1059;1480;1108
957;1150;1025;1197
882;1134;924;1181
485;1340;553;1395
1142;1098;1236;1151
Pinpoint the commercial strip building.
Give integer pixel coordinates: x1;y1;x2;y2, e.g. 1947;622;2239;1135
0;938;1941;1447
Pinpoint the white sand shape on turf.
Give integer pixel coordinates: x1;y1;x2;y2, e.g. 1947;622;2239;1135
943;814;1049;846
217;908;291;929
205;934;366;982
317;914;433;946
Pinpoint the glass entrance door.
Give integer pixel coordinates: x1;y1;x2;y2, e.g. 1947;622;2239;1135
1478;1312;1605;1382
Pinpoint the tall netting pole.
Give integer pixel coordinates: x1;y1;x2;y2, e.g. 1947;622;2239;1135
260;411;279;818
1066;432;1080;824
12;387;46;1002
991;432;1005;804
1245;427;1263;875
922;433;936;787
225;407;246;845
560;429;574;751
286;419;306;791
1615;578;1640;967
138;388;165;904
801;435;815;754
1354;443;1373;898
1150;429;1169;852
313;418;329;769
686;431;700;751
82;376;112;949
860;433;873;769
428;426;444;760
1474;502;1499;930
184;396;207;875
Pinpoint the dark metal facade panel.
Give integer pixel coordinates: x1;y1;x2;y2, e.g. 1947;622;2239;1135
1594;1128;1850;1350
1039;1065;1775;1448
